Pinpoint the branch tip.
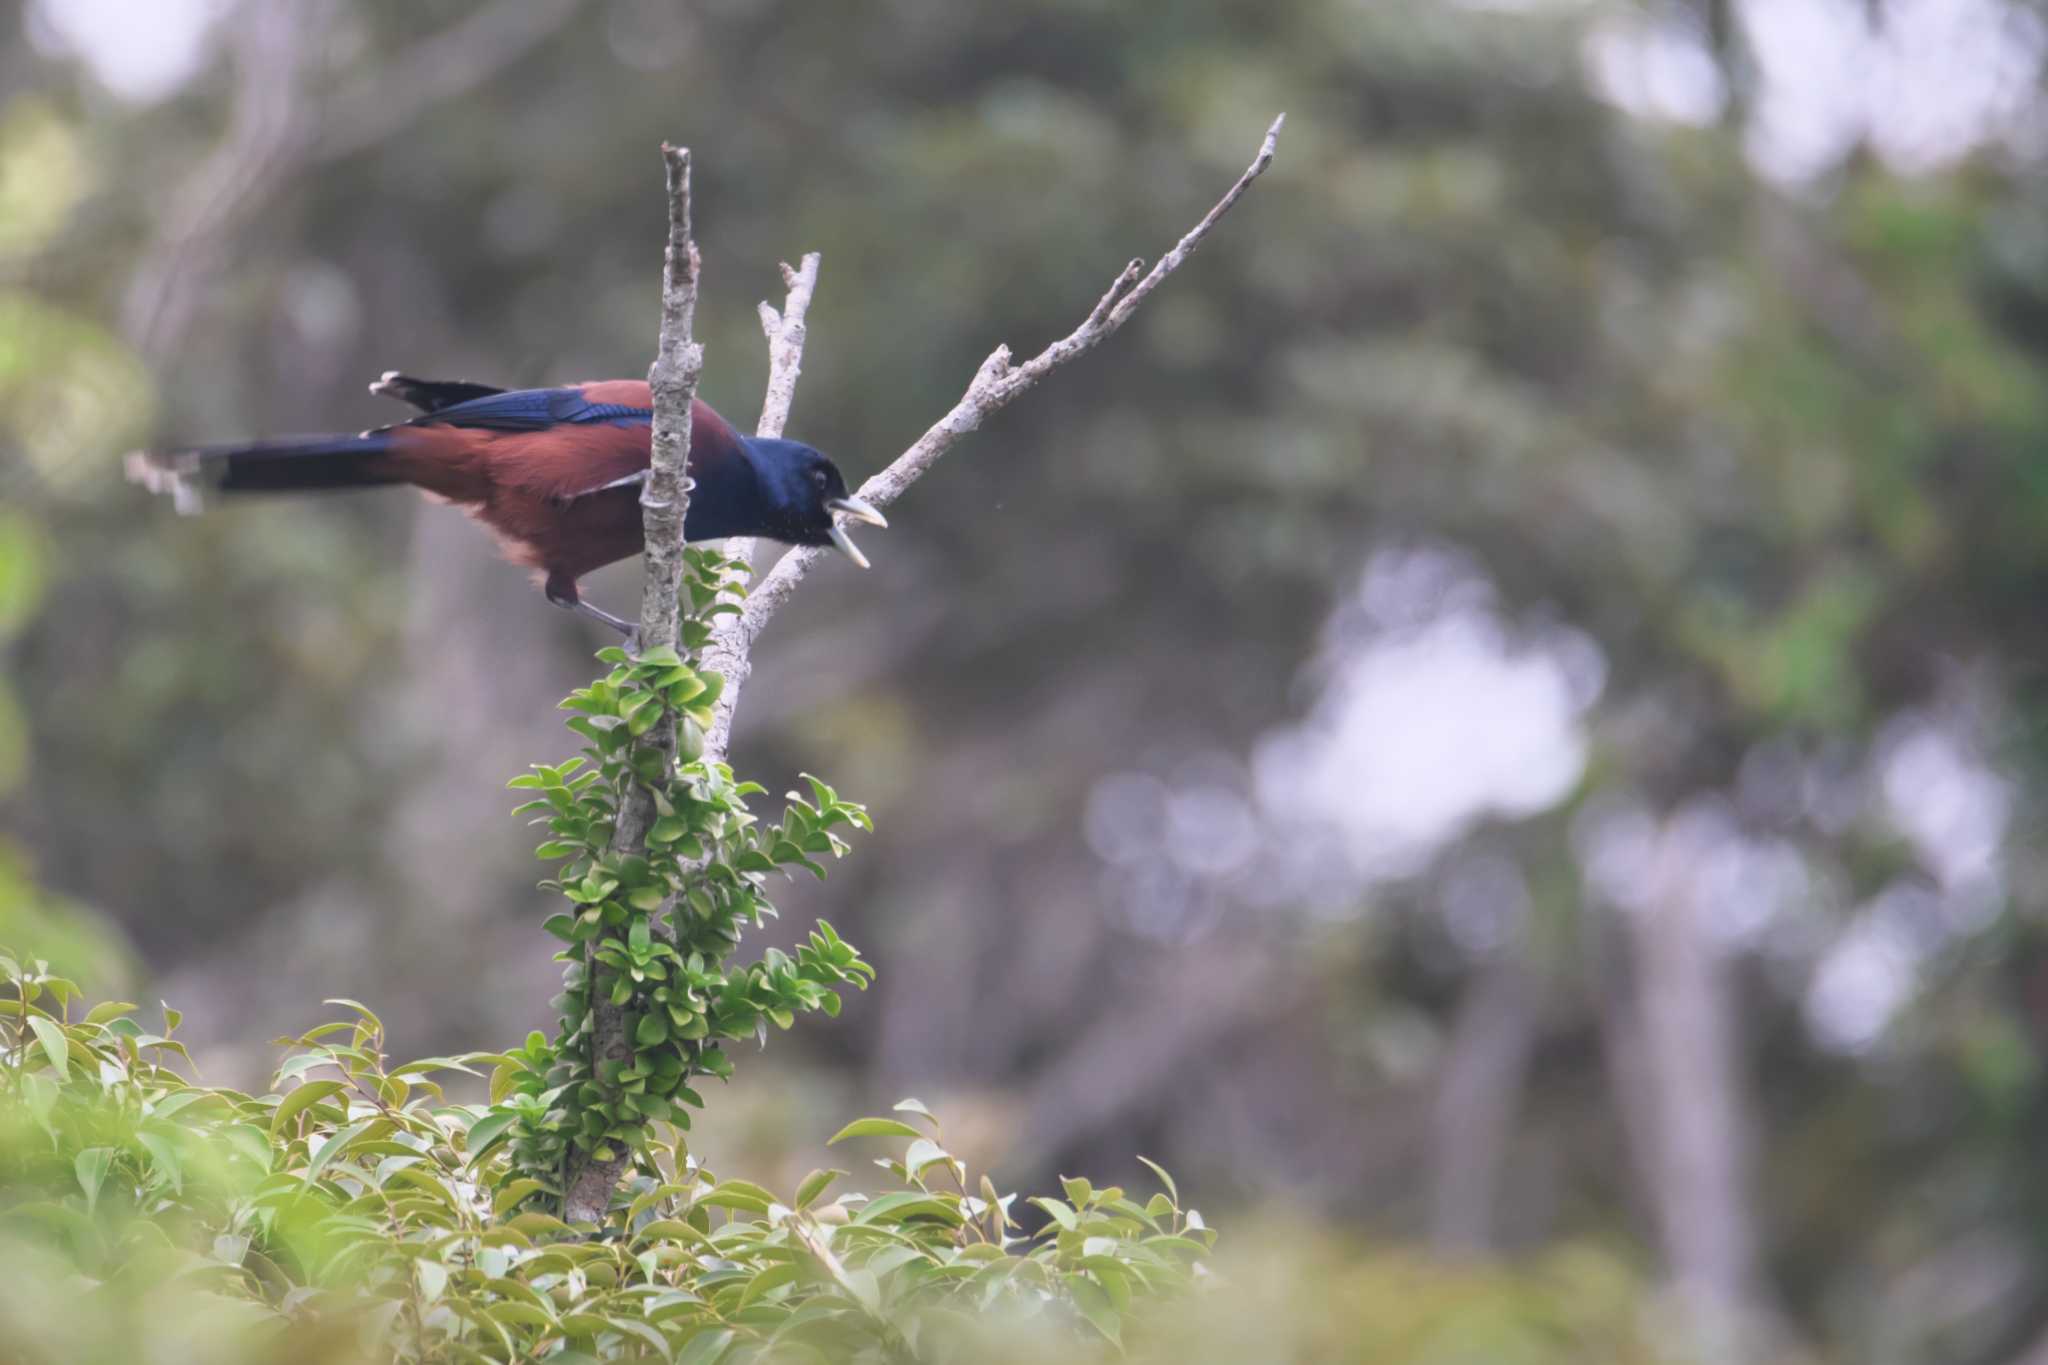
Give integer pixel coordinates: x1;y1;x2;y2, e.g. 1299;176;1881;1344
720;114;1280;728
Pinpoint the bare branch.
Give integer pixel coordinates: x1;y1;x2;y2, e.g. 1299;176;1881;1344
701;253;823;756
1085;258;1146;330
563;142;702;1226
635;145;705;652
565;116;1280;1212
719;114;1285;670
712;253;823;586
757;253;823;440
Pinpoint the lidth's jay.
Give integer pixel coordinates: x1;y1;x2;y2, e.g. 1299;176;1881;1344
127;372;887;637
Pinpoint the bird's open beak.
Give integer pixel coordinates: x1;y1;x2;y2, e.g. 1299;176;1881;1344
828;496;888;528
825;496;887;569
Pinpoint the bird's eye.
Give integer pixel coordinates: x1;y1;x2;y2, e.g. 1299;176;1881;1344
811;468;830;489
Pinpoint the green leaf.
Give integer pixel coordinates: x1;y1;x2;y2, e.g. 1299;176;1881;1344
83;1001;138;1027
306;1117;376;1183
826;1117;925;1144
484;1300;556;1331
675;1327;734;1365
268;1080;346;1138
492;1178;549;1216
631;1218;713;1249
892;1098;939;1129
391;1055;484;1079
1030;1197;1079;1232
854;1192;963;1226
73;1147;113;1213
905;1138;952;1179
676;717;705;762
1136;1154;1179;1207
698;1179;776;1213
25;1015;66;1077
1068;1273;1122;1346
635;1013;669;1046
324;998;385;1034
738;1262;805;1309
136;1130;183;1194
464;1110;520;1162
794;1167;846;1210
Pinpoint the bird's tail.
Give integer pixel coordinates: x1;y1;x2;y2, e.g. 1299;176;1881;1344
125;432;398;514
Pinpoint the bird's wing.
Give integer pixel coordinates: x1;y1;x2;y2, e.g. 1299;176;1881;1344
413;386;652;433
387;382;737;503
368;372;508;413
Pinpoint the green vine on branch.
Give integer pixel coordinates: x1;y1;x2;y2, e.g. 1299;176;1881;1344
474;546;874;1211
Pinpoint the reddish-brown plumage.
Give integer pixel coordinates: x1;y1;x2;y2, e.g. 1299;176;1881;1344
377;392;744;589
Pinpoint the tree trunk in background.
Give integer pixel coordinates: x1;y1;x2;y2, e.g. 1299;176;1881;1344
1427;958;1539;1257
120;2;328;363
1613;808;1768;1363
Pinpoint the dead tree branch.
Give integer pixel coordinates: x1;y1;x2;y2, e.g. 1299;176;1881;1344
755;254;824;442
562;143;701;1225
634;146;705;652
699;114;1285;760
701;253;823;748
566;114;1280;1217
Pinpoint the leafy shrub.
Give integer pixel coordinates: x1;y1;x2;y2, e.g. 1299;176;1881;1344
484;549;883;1212
0;952;1214;1363
0;548;1225;1363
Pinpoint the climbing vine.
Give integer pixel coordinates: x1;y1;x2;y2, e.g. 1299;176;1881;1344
473;546;874;1205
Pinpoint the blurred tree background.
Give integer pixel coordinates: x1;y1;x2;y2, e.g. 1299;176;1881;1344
6;0;2048;1358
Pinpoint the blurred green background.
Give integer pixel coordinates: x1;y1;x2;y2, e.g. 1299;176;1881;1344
7;0;2048;1359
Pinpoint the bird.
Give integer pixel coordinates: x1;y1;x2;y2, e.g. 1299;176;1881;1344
127;372;887;638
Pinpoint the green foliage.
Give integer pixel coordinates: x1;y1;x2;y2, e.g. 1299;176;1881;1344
481;548;875;1203
0;951;1215;1363
0;509;130;985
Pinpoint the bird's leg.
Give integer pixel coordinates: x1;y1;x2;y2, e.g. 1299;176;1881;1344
546;573;639;651
574;598;639;648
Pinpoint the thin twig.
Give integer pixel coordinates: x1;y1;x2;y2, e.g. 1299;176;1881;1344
758;254;823;440
563;142;702;1227
715;114;1285;679
702;253;823;755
